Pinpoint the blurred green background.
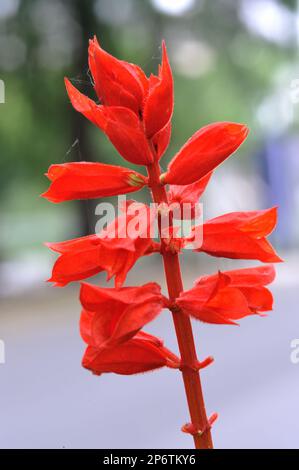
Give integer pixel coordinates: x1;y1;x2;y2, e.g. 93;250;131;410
1;0;299;449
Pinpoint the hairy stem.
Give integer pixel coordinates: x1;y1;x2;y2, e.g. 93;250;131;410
146;160;213;449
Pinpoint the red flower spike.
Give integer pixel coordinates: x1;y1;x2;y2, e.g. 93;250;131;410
192;207;282;262
144;41;174;138
43;38;282;449
88;37;145;115
82;334;175;376
41;162;147;203
161;122;249;185
176;265;275;325
65;78;153;165
46;205;156;287
167;172;212;219
79;282;167;350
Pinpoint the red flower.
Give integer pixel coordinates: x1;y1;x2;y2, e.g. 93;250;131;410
167;172;212;219
82;331;179;376
47;204;157;287
191;207;282;262
65;79;153;165
161;122;249;185
79;282;166;350
65;39;173;165
41;162;147;203
88;38;173;139
88;36;146;115
176;265;275;325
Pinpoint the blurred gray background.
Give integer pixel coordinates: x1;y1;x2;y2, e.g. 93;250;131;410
0;0;299;449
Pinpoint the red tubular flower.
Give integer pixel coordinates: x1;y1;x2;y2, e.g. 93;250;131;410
65;39;173;165
191;207;282;262
79;282;167;350
41;162;147;203
88;37;146;115
64;79;153;165
167;172;212;219
161;122;249;185
143;41;174;138
47;204;157;287
176;265;275;325
82;331;179;376
88;37;173;139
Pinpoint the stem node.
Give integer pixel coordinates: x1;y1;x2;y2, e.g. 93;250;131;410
182;413;218;437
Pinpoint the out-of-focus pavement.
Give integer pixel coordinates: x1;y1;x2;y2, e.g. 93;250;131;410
0;254;298;449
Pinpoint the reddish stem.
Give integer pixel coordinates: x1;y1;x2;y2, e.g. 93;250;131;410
146;159;213;449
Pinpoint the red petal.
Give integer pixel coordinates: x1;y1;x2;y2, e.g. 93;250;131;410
79;282;165;349
162;122;249;185
205;286;252;319
104;107;153;165
221;264;276;287
42;162;147;203
46;234;99;254
65;79;153;165
123;62;149;98
80;309;94;345
199;229;281;263
177;266;275;324
152;121;172;159
46;204;155;287
144;41;174;138
64;78;106;129
79;281;163;315
196;208;282;262
238;286;273;312
46;234;149;288
88;37;145;115
135;330;164;347
205;207;278;237
47;235;103;287
82;339;167;375
167;172;212;219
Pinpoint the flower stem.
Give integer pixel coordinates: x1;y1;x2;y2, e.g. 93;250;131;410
146;160;213;449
